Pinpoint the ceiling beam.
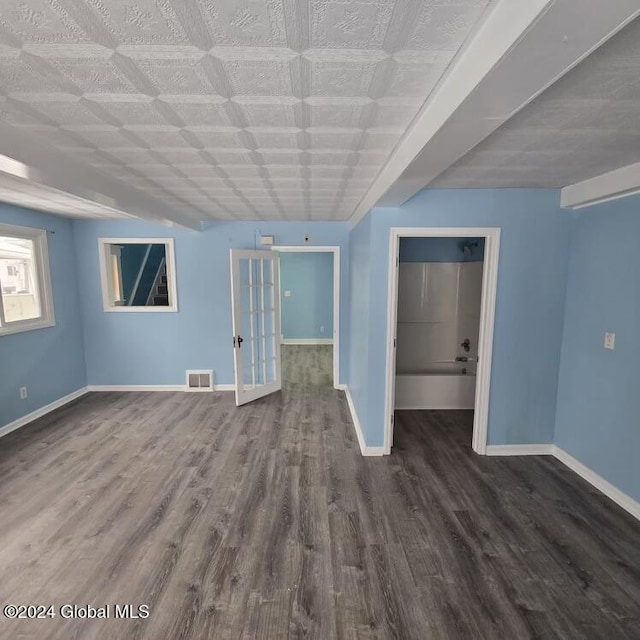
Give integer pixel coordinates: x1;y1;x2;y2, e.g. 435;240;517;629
351;0;640;225
0;121;203;229
561;162;640;209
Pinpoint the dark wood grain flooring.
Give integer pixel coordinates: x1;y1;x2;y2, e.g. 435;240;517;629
0;345;638;639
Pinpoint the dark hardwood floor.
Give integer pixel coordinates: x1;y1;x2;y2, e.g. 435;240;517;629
0;345;638;639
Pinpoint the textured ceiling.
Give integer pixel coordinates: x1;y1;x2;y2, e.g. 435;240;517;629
432;15;640;190
0;0;491;221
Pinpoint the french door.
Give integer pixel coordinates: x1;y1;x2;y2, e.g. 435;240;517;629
229;249;282;406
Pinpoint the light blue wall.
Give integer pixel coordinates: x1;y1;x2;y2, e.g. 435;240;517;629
555;197;640;502
348;190;571;447
0;204;87;428
399;236;485;262
347;212;373;434
280;252;333;340
73;220;349;386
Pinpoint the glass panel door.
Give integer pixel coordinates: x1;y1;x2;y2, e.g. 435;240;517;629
230;250;281;406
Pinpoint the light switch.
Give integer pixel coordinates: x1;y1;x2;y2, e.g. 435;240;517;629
284;290;291;297
604;332;616;350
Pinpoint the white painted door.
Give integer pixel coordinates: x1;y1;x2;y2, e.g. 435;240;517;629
230;249;282;406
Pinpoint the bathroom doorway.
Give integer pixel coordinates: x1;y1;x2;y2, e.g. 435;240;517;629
384;228;500;454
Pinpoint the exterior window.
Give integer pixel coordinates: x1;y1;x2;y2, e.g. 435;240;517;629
0;223;55;336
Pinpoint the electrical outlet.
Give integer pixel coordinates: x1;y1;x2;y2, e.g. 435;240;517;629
19;386;27;400
284;290;291;297
604;332;616;350
320;325;324;334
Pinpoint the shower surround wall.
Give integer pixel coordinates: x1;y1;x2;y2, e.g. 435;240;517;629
395;249;483;409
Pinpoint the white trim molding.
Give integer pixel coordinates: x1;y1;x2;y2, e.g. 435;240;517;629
484;443;640;522
552;446;640;522
486;444;554;456
213;384;235;392
561;162;640;209
384;227;501;456
0;386;89;439
281;338;333;345
343;387;385;456
87;384;185;392
0;221;56;337
271;245;341;389
87;384;235;392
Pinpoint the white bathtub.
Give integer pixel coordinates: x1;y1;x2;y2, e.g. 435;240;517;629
395;362;476;410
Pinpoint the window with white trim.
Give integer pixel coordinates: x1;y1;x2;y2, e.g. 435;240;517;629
0;223;55;336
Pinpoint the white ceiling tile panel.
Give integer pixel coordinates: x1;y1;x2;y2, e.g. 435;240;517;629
258;150;302;165
124;126;189;147
85;97;169;125
0;1;90;44
306;50;383;97
47;56;138;94
160;96;231;125
88;0;190;46
197;0;287;48
310;0;394;50
405;2;490;51
265;165;303;178
188;127;246;147
135;58;218;95
208;149;254;164
434;17;640;189
0;0;493;220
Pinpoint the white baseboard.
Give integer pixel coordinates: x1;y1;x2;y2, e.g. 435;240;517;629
0;386;89;439
343;387;385;456
486;444;555;456
281;338;333;345
87;384;186;392
88;384;236;392
552;445;640;522
485;443;639;522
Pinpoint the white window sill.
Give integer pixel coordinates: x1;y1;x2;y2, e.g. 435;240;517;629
0;318;56;337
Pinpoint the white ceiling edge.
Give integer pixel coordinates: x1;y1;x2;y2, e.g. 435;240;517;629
0;121;203;230
0;164;136;219
352;0;640;225
561;162;640;209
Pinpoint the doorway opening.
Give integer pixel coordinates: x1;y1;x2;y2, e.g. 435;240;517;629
385;228;500;455
273;246;340;390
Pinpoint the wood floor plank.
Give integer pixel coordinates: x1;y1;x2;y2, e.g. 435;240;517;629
0;346;638;639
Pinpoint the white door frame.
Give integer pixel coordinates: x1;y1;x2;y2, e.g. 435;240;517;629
384;227;501;455
271;245;340;389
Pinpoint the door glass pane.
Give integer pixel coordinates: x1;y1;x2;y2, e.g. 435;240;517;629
236;256;278;392
0;236;41;323
262;260;273;285
239;258;250;286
